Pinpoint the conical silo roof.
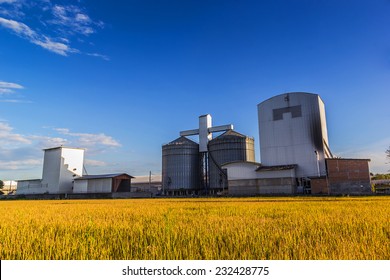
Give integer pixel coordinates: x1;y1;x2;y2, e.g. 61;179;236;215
165;136;198;146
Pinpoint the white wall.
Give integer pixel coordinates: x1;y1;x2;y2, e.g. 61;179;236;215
87;178;112;193
58;148;84;193
224;162;296;180
16;180;48;194
41;148;61;193
73;180;88;193
41;147;84;194
258;92;328;178
74;178;112;193
223;162;262;180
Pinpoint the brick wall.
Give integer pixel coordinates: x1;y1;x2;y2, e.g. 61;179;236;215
326;159;371;194
311;177;329;194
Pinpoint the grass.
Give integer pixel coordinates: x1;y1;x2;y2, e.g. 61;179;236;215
0;196;389;260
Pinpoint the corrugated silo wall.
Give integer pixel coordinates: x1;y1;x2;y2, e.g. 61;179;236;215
162;140;200;191
208;135;255;189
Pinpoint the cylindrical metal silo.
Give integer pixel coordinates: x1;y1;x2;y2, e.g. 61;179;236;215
208;130;255;191
162;136;200;195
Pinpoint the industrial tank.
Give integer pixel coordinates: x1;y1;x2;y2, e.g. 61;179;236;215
208;130;255;190
258;92;332;178
162;136;200;194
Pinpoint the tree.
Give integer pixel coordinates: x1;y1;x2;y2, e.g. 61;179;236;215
387;146;390;161
0;180;4;189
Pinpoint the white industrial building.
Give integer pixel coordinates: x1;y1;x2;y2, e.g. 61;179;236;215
17;147;84;195
16;146;134;195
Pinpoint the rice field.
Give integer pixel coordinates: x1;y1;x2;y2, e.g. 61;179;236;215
0;196;389;260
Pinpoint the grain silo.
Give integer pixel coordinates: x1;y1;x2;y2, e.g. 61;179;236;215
161;136;200;195
258;92;332;179
208;130;255;191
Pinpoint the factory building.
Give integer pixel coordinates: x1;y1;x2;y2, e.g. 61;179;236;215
258;92;331;178
17;146;134;195
17;147;84;195
223;92;371;196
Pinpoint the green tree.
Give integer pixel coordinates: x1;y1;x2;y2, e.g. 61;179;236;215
387;146;390;161
0;180;4;189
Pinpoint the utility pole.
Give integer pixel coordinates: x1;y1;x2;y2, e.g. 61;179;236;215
149;171;152;192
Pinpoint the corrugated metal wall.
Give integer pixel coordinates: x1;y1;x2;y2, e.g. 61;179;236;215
162;136;200;191
208;131;255;189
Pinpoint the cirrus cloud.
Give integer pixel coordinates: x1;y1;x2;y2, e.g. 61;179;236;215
0;80;24;94
0;1;107;59
0;17;77;56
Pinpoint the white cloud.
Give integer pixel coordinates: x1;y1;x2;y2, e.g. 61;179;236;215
0;0;18;4
0;17;33;36
50;4;104;36
0;2;106;58
0;81;24;89
32;35;78;56
76;13;90;23
85;159;107;167
0;159;41;170
0;99;32;103
55;128;121;148
0;88;13;94
0;122;122;176
29;135;68;149
335;137;390;174
0;17;76;56
0;122;31;145
86;52;110;61
0;80;24;95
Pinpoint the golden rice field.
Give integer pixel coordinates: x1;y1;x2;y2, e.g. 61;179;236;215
0;196;389;260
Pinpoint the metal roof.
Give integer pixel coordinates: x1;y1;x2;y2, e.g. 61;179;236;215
74;173;134;180
257;92;321;106
256;164;297;172
164;136;199;146
43;146;84;151
214;129;251;139
16;179;41;182
326;158;371;162
221;161;261;167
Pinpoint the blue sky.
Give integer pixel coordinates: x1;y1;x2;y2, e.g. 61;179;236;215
0;0;389;180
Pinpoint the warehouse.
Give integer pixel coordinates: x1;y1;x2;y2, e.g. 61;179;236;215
73;173;134;193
